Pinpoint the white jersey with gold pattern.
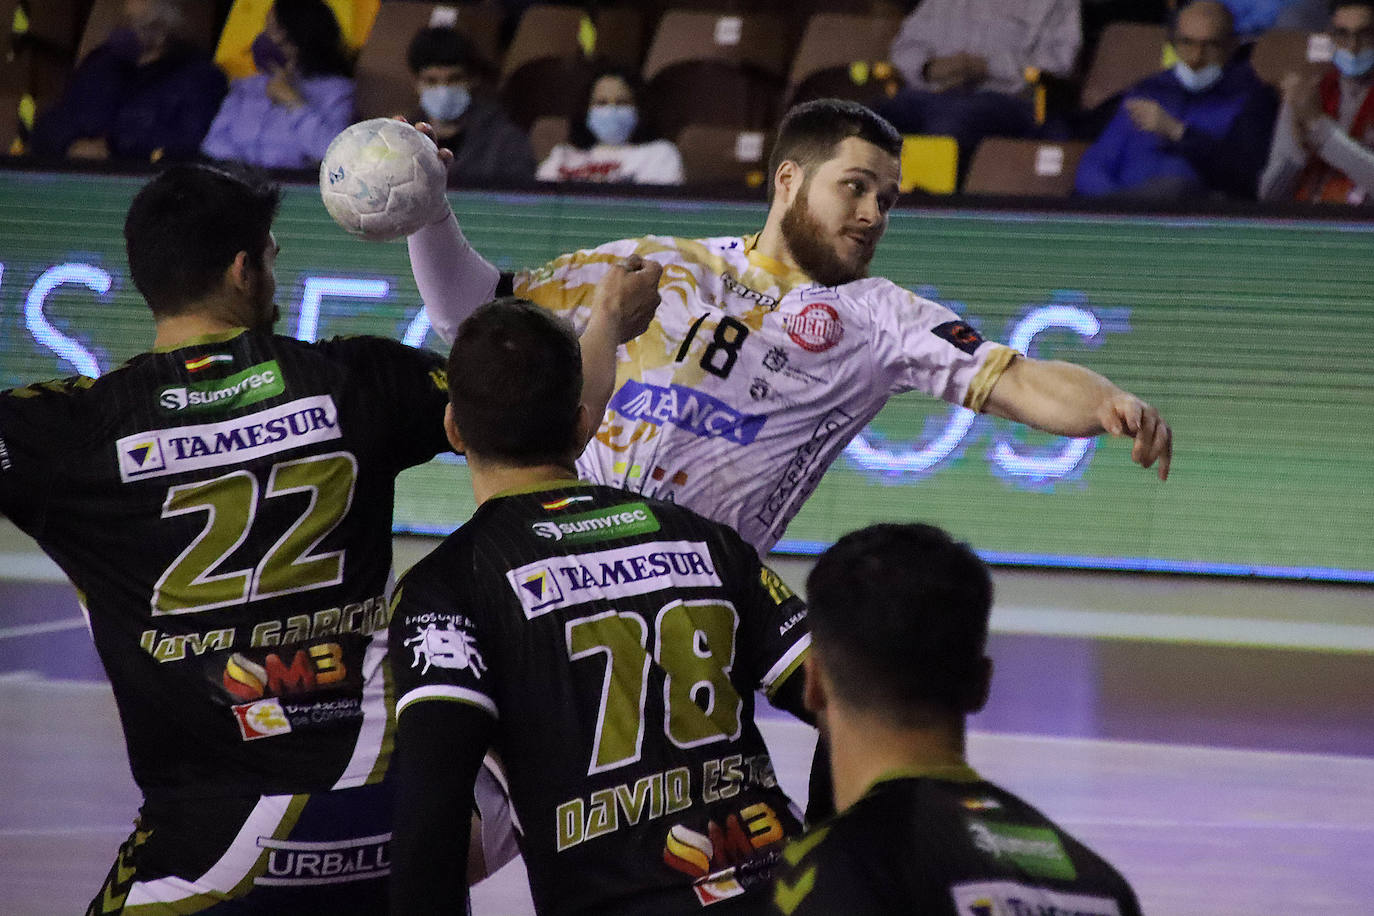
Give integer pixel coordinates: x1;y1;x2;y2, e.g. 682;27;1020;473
511;234;1016;554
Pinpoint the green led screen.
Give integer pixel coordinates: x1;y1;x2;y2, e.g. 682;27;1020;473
1;170;1371;580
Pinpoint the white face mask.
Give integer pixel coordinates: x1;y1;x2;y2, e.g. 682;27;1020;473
586;104;638;146
1173;61;1223;93
1333;46;1374;78
420;84;471;123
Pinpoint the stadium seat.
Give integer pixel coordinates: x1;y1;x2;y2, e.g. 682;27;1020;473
899;134;958;195
1250;28;1332;89
528;114;568;163
215;0;380;80
498;5;598;131
640;10;791;140
76;0;219;63
1080;22;1167;112
962;138;1089;197
354;1;503;121
676;123;771;188
3;0;83;135
785;12;903;109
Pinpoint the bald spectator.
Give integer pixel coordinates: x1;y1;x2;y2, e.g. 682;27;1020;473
1075;1;1277;200
878;0;1081;181
29;0;226;163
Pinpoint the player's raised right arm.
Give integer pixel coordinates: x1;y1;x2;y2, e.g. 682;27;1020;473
406;121;504;345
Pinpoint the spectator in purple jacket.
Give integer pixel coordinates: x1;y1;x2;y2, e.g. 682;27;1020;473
29;0;226;164
1074;0;1278;200
201;0;354;170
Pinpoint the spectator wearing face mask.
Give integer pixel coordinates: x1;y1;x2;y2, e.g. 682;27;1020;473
407;25;535;186
29;0;226;163
1074;0;1277;199
1260;1;1374;202
536;66;683;185
200;0;354;169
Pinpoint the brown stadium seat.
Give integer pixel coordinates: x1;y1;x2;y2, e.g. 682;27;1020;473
528;114;569;163
355;1;503;121
676;123;772;189
641;10;791;140
1250;28;1332;89
498;4;598;131
1079;22;1167;112
785;12;903;109
76;0;218;63
962;138;1089;197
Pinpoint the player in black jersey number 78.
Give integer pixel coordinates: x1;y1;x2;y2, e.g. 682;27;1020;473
0;164;660;914
387;299;817;915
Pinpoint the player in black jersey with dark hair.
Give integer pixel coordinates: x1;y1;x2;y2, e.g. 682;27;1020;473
771;523;1143;916
0;164;659;914
388;299;817;915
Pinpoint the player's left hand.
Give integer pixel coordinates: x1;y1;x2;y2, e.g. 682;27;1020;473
1098;394;1172;481
591;254;663;344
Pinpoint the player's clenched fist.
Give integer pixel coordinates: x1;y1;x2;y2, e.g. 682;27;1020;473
592;254;664;344
1098;394;1172;481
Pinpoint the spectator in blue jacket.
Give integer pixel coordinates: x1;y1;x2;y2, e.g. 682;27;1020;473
29;0;226;163
201;0;354;170
1075;0;1278;200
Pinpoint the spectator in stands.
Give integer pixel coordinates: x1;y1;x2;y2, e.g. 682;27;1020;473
1260;1;1374;202
407;25;535;185
1074;1;1277;200
878;0;1081;181
29;0;226;164
536;65;683;185
201;0;354;170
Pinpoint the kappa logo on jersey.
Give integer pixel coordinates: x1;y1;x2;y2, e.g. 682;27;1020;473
116;395;341;482
721;273;779;310
608;381;766;445
932;320;987;355
951;881;1122;916
233;698;293;740
158;361;285;414
404;623;488;676
530;502;660;544
785;303;844;353
506;541;721;619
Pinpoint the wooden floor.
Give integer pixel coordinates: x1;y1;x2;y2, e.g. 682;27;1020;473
2;674;1372;915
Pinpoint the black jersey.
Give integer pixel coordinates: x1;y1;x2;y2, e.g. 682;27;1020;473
0;328;449;799
390;482;812;915
770;769;1143;916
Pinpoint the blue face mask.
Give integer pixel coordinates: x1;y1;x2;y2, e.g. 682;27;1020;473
1173;61;1223;93
586;104;638;146
420;85;471;123
1333;47;1374;78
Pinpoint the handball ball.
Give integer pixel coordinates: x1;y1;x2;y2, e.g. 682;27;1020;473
319;118;447;241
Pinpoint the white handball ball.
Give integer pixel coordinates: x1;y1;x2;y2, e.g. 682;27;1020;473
319;118;447;241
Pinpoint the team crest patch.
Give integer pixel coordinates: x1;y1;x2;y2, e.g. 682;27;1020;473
931;320;987;355
785;303;843;353
404;622;487;676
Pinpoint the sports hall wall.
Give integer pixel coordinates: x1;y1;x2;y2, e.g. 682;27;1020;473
1;169;1371;583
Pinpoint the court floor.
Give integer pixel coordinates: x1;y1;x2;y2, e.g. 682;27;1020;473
2;673;1372;915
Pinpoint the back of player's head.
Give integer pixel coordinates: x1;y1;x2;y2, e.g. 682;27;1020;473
446;298;583;467
124;164;281;318
806;523;992;724
767;99;903;201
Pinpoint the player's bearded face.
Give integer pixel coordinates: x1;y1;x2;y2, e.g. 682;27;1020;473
780;178;872;288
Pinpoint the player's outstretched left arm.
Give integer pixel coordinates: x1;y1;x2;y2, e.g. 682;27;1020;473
983;356;1173;480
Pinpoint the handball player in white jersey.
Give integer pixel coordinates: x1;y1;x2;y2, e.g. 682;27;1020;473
402;97;1173;883
407;99;1171;557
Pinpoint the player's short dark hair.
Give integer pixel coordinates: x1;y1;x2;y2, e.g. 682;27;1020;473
767;99;903;201
806;523;992;725
407;25;488;78
446;298;583;467
274;0;352;77
124;164;281;318
1330;0;1374;16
